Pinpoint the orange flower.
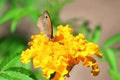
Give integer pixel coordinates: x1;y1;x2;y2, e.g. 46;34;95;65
21;25;102;80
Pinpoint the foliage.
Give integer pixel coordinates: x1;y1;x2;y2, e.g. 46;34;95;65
0;0;120;80
0;53;39;80
0;0;72;32
0;35;26;62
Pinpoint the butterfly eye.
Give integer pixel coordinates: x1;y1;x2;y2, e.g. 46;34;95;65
45;15;48;18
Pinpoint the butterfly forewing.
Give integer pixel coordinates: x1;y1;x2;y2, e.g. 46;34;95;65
37;10;53;39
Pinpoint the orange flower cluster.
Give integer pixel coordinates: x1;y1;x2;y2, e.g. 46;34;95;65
21;25;102;80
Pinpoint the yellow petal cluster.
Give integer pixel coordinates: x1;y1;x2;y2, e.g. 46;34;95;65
21;25;102;80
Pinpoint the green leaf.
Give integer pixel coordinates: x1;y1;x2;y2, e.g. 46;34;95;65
103;33;120;47
0;76;8;80
0;35;25;58
79;21;92;41
85;27;92;41
0;53;21;71
0;8;21;24
5;67;37;80
108;69;120;80
10;8;39;32
79;20;89;34
2;71;34;80
0;73;19;80
30;11;41;24
0;72;19;80
10;9;26;32
102;48;118;72
10;19;18;33
24;0;35;7
91;25;101;43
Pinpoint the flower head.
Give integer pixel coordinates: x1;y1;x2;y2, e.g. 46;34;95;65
21;25;102;80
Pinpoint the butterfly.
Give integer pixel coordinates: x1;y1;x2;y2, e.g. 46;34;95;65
37;10;53;39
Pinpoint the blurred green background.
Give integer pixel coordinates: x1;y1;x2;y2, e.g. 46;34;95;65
0;0;120;80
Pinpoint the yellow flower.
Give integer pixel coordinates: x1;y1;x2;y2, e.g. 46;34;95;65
20;25;102;80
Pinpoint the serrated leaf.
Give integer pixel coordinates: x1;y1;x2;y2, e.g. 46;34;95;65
0;54;21;71
92;25;101;43
103;48;118;72
103;33;120;47
5;67;37;80
2;71;34;80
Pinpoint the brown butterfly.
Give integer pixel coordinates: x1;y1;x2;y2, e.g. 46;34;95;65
37;10;53;39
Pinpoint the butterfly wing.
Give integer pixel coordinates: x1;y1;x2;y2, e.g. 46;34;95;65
37;10;53;39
